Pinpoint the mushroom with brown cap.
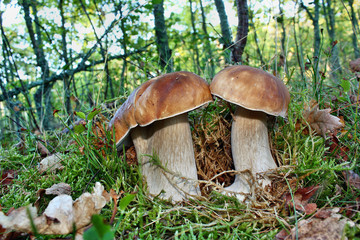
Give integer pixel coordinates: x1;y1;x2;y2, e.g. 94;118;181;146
108;71;213;202
210;65;290;201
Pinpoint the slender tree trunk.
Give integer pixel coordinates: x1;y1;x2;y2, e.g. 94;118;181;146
293;15;306;85
153;0;173;73
189;0;201;74
249;9;265;66
232;0;249;63
278;0;288;75
79;0;113;99
59;0;72;118
214;0;233;64
322;0;342;80
23;0;53;130
301;0;321;63
348;0;360;58
199;0;214;78
0;12;40;131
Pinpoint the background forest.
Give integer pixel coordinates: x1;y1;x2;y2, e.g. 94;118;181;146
1;0;360;239
0;0;358;132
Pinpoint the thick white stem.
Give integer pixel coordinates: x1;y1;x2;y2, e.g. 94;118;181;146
224;107;276;199
131;113;199;201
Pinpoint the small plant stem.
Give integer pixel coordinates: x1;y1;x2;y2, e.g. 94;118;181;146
285;178;298;240
354;82;360;142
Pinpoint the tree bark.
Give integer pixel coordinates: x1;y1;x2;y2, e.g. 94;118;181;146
249;8;265;66
293;16;305;83
214;0;233;64
59;0;73;117
189;0;201;74
322;0;342;80
0;12;40;130
199;0;215;78
79;0;113;99
118;2;128;96
348;0;360;58
23;0;54;130
232;0;249;63
153;0;173;73
301;0;321;63
278;0;288;75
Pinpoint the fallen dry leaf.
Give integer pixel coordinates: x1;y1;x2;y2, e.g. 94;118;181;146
45;183;72;196
350;58;360;72
277;207;357;240
284;185;319;215
38;154;64;174
0;170;16;186
285;215;350;239
36;141;51;157
328;133;349;162
302;103;344;138
342;170;360;190
0;182;109;236
125;146;138;166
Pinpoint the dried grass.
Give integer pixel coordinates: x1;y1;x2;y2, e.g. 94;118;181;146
191;108;235;195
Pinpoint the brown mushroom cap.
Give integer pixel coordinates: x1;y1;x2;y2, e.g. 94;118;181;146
107;89;138;145
210;65;290;117
108;71;213;145
134;71;213;126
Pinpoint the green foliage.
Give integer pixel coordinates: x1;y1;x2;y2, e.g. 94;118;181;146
84;215;115;240
1;0;360;239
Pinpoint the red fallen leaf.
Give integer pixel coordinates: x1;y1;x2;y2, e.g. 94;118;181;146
293;185;320;203
1;170;16;185
275;229;289;240
314;209;332;219
304;203;317;215
284;185;319;214
328;133;349;162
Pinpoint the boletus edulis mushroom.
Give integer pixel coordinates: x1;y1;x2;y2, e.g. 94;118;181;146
210;65;290;201
108;71;213;202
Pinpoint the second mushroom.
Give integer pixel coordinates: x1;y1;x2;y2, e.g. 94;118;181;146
210;65;290;200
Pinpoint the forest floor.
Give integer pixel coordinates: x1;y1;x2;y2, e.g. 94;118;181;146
1;74;360;239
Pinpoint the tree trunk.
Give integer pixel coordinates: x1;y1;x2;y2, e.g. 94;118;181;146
0;12;40;131
214;0;233;64
301;0;321;63
232;0;249;63
189;0;201;74
293;13;306;86
79;0;113;99
153;0;173;73
322;0;342;80
199;0;215;79
249;9;265;66
278;0;288;75
348;0;360;58
23;0;53;130
59;0;72;118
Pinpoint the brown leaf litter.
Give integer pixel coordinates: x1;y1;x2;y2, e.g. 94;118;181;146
0;182;110;239
301;101;344;138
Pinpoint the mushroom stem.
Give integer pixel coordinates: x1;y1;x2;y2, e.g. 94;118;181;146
131;113;199;201
224;106;276;198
